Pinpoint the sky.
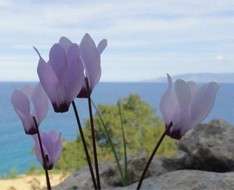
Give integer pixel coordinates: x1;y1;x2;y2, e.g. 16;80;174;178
0;0;234;82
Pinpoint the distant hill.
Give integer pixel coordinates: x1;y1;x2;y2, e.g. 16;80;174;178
155;73;234;83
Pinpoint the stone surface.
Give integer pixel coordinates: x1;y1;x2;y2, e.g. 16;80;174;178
179;120;234;172
54;120;234;190
54;156;168;190
55;170;234;190
118;170;234;190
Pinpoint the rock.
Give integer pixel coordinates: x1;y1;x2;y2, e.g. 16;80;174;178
117;170;234;190
179;119;234;172
54;163;113;190
53;166;91;190
101;155;151;187
161;150;188;171
55;170;234;190
54;156;169;190
55;119;234;190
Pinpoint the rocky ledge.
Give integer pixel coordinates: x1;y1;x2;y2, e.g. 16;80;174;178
54;120;234;190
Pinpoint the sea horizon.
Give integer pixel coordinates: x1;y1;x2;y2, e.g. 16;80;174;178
0;81;234;175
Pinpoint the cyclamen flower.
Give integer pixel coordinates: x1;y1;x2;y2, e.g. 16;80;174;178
78;33;107;98
35;38;84;113
55;34;107;98
160;74;219;139
33;131;62;170
11;84;48;135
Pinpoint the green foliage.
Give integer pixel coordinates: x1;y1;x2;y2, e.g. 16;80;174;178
56;139;87;172
57;94;177;172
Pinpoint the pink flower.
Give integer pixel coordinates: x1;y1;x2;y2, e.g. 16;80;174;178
11;84;48;135
78;33;107;98
160;74;219;139
33;130;62;170
35;37;84;113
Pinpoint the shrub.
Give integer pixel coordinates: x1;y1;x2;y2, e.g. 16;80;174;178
56;94;177;171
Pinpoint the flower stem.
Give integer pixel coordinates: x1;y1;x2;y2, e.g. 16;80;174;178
72;101;97;190
117;101;128;185
91;99;125;184
136;123;172;190
33;117;51;190
88;96;101;189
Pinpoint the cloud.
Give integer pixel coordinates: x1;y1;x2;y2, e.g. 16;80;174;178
216;55;224;61
0;0;233;81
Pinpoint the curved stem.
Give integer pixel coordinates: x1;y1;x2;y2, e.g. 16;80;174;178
33;117;51;190
88;96;101;189
136;123;172;190
91;99;125;183
117;101;128;185
72;101;97;189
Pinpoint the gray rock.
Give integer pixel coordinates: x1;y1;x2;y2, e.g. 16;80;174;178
179;120;234;172
118;170;234;190
54;119;234;189
54;156;169;190
55;170;234;190
161;150;188;171
53;166;94;190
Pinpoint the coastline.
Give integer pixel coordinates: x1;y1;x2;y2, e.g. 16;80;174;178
0;173;68;190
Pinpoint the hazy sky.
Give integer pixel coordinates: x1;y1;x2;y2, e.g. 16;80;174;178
0;0;234;81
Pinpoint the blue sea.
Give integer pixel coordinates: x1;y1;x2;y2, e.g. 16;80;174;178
0;82;234;175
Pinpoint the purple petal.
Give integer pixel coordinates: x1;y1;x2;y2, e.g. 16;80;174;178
37;56;64;107
33;135;43;166
31;83;49;124
11;90;35;133
49;131;62;164
80;33;101;91
97;39;107;54
11;89;30;116
190;82;219;126
174;79;191;129
55;135;62;162
59;36;73;53
49;43;67;81
41;132;54;162
64;44;84;102
175;79;191;113
21;85;34;97
160;74;179;125
41;131;62;168
33;133;53;169
187;81;198;100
